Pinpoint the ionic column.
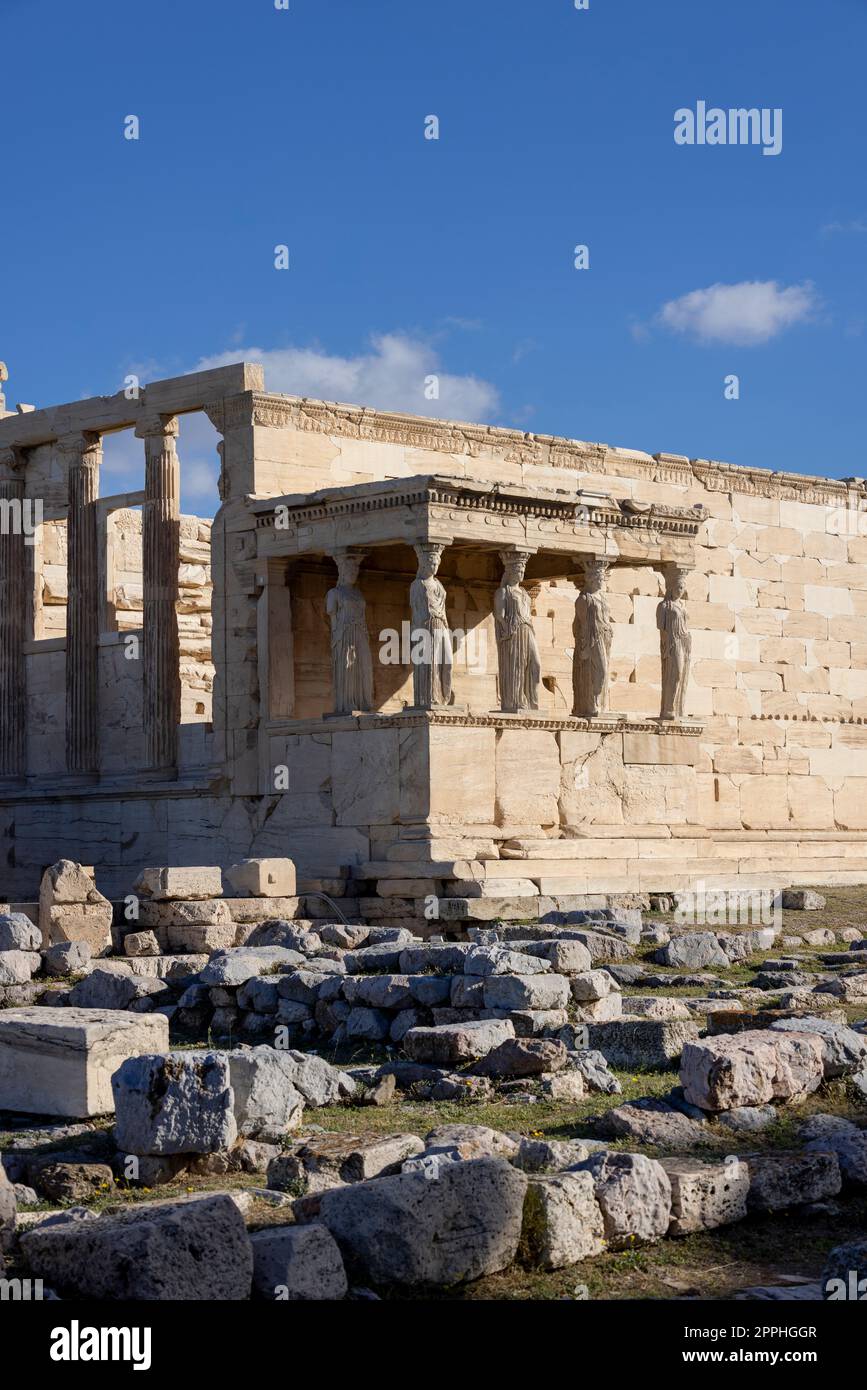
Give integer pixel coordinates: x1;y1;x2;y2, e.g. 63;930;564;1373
0;447;27;781
572;555;613;718
135;415;181;771
61;431;102;777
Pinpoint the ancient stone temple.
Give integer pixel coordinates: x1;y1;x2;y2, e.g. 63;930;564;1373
1;362;866;918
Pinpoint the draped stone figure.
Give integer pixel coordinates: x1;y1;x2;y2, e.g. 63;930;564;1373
572;558;613;718
410;543;453;708
494;550;541;712
326;550;373;714
657;566;692;719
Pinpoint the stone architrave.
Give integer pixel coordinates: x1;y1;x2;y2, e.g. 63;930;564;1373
59;431;102;776
0;446;27;781
325;548;373;714
494;549;540;713
409;542;453;708
657;564;692;720
135;414;181;771
572;556;613;718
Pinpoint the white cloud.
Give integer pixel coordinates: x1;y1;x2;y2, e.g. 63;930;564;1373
193;332;500;422
657;280;818;346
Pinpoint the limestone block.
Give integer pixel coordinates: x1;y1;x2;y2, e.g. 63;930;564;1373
331;728;400;826
135;866;224;900
496;729;560;827
746;1150;842;1212
226;857;296;898
167;922;241;954
661;1157;749;1235
20;1193;253;1300
43;903;112;955
113;1051;237;1155
403;1019;515;1065
576;1151;671;1248
0;951;41;985
519;1171;605;1269
0;1007;168;1118
483;974;571;1012
680;1029;825;1112
295;1158;527;1286
251;1224;348;1301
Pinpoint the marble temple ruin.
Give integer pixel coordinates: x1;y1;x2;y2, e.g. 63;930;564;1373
1;360;866;918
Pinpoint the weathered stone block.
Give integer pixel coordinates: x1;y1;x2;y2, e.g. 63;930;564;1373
519;1171;605;1269
295;1157;528;1286
403;1018;515;1065
20;1193;253;1299
680;1029;825;1112
112;1051;237;1155
0;1007;168;1118
227;857;297;898
136;866;223;900
661;1157;749;1235
251;1223;347;1300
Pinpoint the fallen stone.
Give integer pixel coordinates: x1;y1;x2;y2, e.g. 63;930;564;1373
680;1029;826;1112
227;858;296;899
768;1016;867;1078
519;1171;605;1269
199;946;306;986
746;1150;841;1211
717;1105;778;1134
42;940;92;977
423;1124;519;1162
112;1052;237;1155
403;1018;515;1065
0;913;41;952
587;1019;699;1070
622;995;692;1021
799;1116;867;1184
21;1193;253;1299
654;933;730;970
463;945;550;977
782;890;825;911
471;1037;568;1079
575;1151;672;1248
251;1222;347;1300
482;974;570;1012
595;1099;707;1147
135;866;223;901
36;1162;115;1203
0;951;41;985
0;1007;168;1118
226;1048;305;1139
661;1156;749;1235
295;1157;528;1286
567;1047;622;1094
513;1138;590;1172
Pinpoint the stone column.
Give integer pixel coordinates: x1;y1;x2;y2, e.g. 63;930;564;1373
0;447;27;781
61;431;102;777
493;548;541;713
572;556;613;718
326;548;373;715
135;415;181;772
657;564;692;720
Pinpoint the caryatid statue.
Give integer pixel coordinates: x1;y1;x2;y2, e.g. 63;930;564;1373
494;549;541;712
572;557;613;718
657;565;692;719
326;549;374;714
410;542;453;708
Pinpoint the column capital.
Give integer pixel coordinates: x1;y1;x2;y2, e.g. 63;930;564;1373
56;429;102;453
134;413;179;441
0;444;27;478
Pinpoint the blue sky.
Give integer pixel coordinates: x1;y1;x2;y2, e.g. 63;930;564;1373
1;0;865;510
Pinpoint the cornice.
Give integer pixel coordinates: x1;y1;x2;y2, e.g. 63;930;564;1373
226;391;865;507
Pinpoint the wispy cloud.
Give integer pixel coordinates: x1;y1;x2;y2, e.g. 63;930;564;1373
821;219;867;235
656;280;818;346
194;332;500;422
